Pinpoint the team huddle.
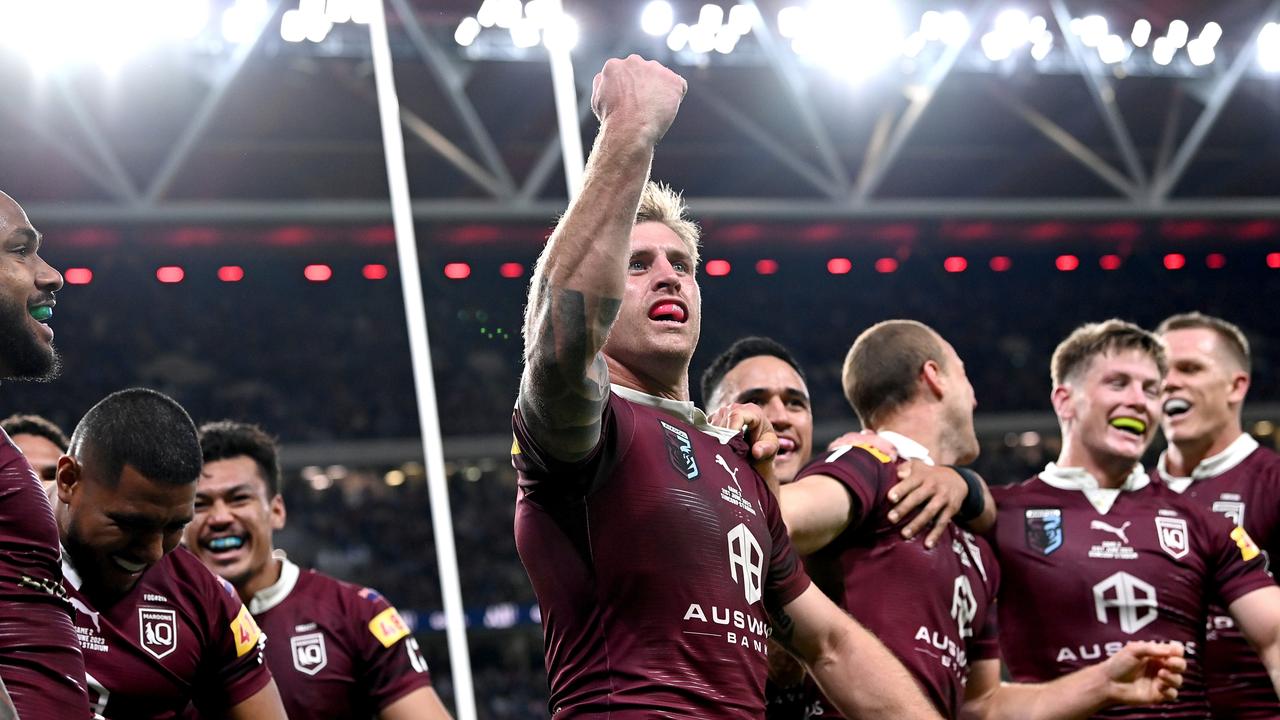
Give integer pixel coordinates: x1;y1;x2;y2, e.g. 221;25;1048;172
511;55;1280;718
0;195;451;717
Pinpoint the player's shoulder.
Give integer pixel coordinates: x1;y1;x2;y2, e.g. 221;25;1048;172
802;442;897;476
156;546;241;602
988;474;1045;505
299;568;397;616
1247;444;1280;476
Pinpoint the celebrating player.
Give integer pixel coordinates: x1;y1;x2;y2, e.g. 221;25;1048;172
1154;312;1280;717
0;190;88;717
3;413;68;491
513;55;938;717
54;389;287;719
185;420;451;720
989;319;1280;716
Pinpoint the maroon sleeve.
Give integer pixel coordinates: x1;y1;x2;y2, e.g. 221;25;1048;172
1195;503;1276;607
968;540;1002;662
511;393;636;496
761;475;813;614
347;587;435;710
193;572;273;714
794;444;894;530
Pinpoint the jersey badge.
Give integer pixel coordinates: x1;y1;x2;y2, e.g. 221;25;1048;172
139;607;178;660
231;604;263;658
290;632;329;675
1231;526;1261;562
369;606;412;648
1155;517;1189;560
1025;508;1064;555
659;420;699;480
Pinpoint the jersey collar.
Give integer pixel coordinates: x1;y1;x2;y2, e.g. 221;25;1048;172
611;384;739;444
1037;462;1150;515
876;431;934;465
1157;433;1259;494
61;547;82;591
249;552;300;615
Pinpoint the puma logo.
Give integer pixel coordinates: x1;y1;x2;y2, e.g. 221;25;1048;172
1091;519;1131;544
715;454;742;491
71;597;101;632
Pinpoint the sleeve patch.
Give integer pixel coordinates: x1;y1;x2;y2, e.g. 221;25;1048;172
1231;526;1262;562
851;443;893;464
511;436;521;455
368;606;411;648
231;604;262;658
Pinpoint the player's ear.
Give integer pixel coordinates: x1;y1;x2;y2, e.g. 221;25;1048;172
1050;384;1074;421
1226;371;1249;406
269;493;286;531
55;455;81;504
921;360;945;399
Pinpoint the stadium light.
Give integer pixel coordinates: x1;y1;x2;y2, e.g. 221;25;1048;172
476;0;499;28
222;0;270;44
1131;18;1151;47
789;0;906;83
455;16;481;46
1077;14;1108;48
1259;22;1280;72
324;0;352;24
523;0;556;28
698;4;725;29
939;10;970;47
981;32;1012;61
641;0;674;36
1186;38;1214;67
1200;21;1223;48
1030;31;1053;60
777;6;805;39
667;22;690;51
1167;19;1189;48
714;26;739;54
280;8;307;42
726;4;758;36
1152;35;1175;65
1097;35;1129;64
493;0;522;29
542;12;579;51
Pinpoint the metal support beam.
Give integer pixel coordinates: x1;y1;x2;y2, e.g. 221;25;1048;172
0;104;132;201
32;196;1280;224
1150;2;1280;200
517;83;592;202
696;86;840;197
390;0;516;196
1050;0;1147;193
53;79;140;202
744;0;850;196
145;1;279;203
1152;84;1183;179
854;0;994;202
986;81;1138;197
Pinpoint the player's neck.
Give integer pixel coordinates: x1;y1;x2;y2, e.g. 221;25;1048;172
876;412;947;464
238;555;284;605
605;354;689;402
1058;440;1134;488
1165;424;1243;477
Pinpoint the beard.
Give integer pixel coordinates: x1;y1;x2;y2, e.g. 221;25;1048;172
0;294;60;381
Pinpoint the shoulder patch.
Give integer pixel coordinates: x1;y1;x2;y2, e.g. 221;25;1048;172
231;604;262;658
849;443;893;464
368;606;411;648
511;436;521;455
1231;526;1262;562
358;587;383;603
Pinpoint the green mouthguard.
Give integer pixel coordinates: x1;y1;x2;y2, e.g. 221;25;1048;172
1110;417;1146;434
29;306;52;322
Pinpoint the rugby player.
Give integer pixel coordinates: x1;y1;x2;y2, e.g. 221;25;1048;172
513;55;939;717
186;420;451;720
3;413;68;491
989;319;1280;717
1154;312;1280;717
54;389;287;719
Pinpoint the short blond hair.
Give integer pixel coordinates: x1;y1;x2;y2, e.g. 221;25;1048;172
1156;312;1251;373
637;181;700;267
843;320;946;427
1051;319;1167;387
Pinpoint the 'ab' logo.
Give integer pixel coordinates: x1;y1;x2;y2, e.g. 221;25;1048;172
1025;508;1064;555
727;523;763;605
1092;571;1158;634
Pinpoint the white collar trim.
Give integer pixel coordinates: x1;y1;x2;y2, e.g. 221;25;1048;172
1038;462;1150;515
61;547;82;591
249;554;299;615
611;384;739;444
1158;433;1259;494
877;431;935;465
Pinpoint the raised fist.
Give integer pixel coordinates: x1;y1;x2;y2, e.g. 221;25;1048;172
591;55;687;145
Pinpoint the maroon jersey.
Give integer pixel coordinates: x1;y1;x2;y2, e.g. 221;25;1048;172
246;558;433;719
990;465;1274;719
1157;435;1280;718
0;429;89;717
796;436;1001;719
512;387;811;717
65;545;272;719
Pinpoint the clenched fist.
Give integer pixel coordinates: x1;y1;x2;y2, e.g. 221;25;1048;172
591;55;687;146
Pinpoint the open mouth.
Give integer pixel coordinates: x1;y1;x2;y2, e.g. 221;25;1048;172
648;301;687;323
1163;398;1192;417
1109;417;1148;436
777;437;797;457
28;305;52;323
202;535;247;555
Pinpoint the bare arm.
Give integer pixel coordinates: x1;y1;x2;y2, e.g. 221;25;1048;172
0;677;15;720
774;584;940;719
226;679;288;720
518;56;687;462
380;686;453;720
960;643;1184;720
1228;585;1280;697
778;475;854;555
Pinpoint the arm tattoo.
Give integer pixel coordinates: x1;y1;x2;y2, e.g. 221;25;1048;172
520;288;622;460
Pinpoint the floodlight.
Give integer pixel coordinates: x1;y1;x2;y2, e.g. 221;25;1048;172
777;6;805;40
477;0;499;28
325;0;352;24
981;32;1011;61
714;26;739;53
1152;35;1175;65
455;16;482;46
689;22;716;53
1131;19;1151;47
223;0;270;44
939;10;970;47
1260;23;1280;72
1078;15;1108;48
281;8;307;41
509;16;540;47
1186;38;1214;66
543;13;578;51
1097;34;1127;64
1167;19;1188;48
698;4;724;30
667;22;690;51
920;10;943;41
1030;31;1052;60
727;4;758;35
641;1;674;36
1199;21;1222;48
524;0;555;29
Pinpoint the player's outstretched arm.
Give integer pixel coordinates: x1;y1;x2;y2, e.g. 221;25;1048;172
1228;585;1280;697
226;679;288;720
0;677;16;720
380;687;453;720
778;475;854;555
775;584;941;719
960;642;1185;720
518;55;687;463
